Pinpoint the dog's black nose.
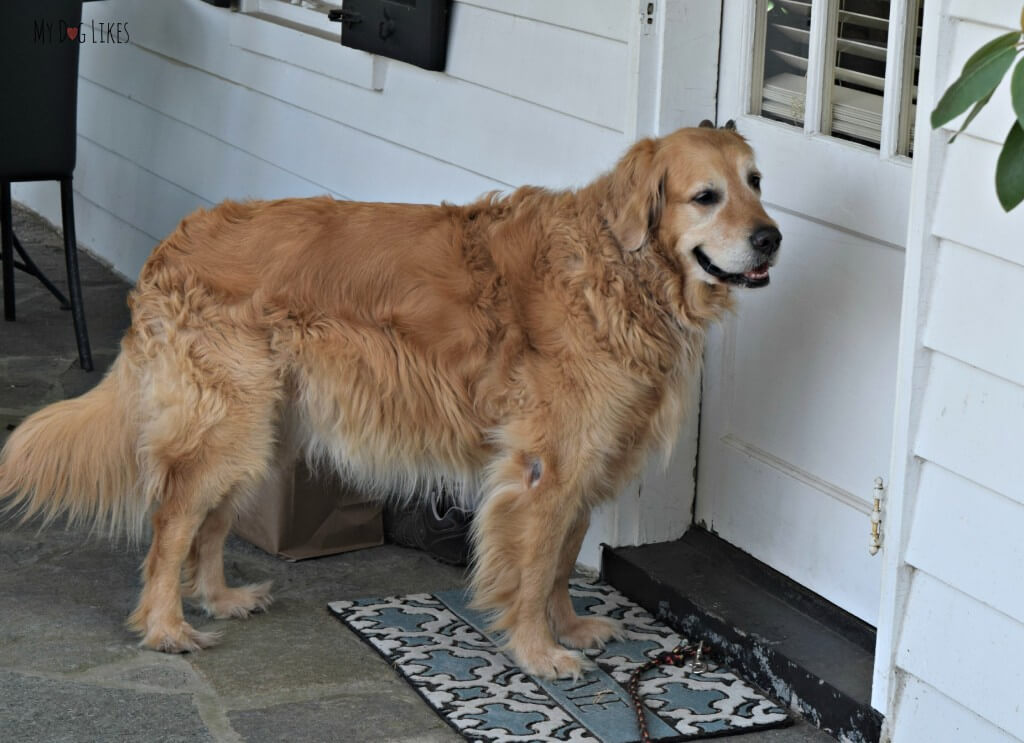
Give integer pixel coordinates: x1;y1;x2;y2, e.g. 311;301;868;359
750;225;781;256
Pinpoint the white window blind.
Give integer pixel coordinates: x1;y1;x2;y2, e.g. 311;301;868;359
753;0;922;156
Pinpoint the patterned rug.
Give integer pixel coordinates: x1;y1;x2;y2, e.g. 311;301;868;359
328;579;790;742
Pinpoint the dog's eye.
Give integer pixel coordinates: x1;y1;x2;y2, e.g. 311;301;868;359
692;190;720;206
749;173;762;190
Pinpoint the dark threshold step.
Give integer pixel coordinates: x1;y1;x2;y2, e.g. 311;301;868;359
602;529;883;743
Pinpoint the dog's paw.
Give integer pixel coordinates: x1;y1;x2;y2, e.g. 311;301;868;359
141;621;222;653
515;644;594;681
557;615;623;650
202;581;274;619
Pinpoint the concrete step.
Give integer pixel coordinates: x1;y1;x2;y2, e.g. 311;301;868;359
603;529;883;743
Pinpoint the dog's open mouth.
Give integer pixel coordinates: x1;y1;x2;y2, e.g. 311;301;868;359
693;247;771;288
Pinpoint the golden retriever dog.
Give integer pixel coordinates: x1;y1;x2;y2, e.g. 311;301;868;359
0;121;779;679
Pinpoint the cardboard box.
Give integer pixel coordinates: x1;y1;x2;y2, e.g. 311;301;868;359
234;459;383;561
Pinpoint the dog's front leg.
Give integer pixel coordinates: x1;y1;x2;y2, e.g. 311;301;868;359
548;512;623;650
471;454;593;680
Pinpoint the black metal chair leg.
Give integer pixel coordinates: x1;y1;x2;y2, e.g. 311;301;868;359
12;233;71;308
60;177;92;371
2;181;14;321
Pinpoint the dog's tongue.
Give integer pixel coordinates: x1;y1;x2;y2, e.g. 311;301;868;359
743;263;770;280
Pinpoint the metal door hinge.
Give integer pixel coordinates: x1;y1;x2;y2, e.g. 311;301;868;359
868;477;884;555
641;1;655;36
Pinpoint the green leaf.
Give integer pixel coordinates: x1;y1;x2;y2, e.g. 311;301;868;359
996;121;1024;211
931;32;1020;130
962;31;1020;74
949;90;994;143
1012;58;1024;130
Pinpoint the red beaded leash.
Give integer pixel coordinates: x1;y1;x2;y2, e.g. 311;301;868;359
626;641;708;743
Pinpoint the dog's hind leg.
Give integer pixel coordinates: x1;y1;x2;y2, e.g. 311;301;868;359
129;489;221;652
183;493;273;619
128;403;278;653
548;512;623;650
129;444;275;652
125;329;281;651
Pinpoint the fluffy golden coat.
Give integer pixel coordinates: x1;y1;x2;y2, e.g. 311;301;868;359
0;124;779;679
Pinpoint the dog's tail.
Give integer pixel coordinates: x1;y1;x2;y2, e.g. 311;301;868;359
0;354;144;540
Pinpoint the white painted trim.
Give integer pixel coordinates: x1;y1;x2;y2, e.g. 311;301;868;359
803;0;831;134
749;0;767;117
871;0;949;716
878;0;909;157
248;0;341;37
635;0;665;138
582;0;722;567
624;0;652;140
656;0;721;132
721;435;873;516
630;0;724;137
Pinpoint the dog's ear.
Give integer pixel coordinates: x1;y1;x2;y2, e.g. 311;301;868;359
722;119;737;131
605;139;666;253
698;119;715;128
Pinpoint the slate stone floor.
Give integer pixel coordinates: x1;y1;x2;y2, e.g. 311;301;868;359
0;203;832;742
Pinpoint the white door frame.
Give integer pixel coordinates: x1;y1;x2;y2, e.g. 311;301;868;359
592;0;936;722
871;0;946;716
580;0;723;569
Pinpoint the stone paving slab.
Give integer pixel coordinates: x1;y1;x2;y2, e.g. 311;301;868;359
228;693;456;743
0;670;215;743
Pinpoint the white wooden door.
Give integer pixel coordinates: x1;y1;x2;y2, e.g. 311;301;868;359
695;0;921;624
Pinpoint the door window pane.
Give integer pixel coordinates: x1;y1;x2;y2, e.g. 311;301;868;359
826;0;889;147
755;0;814;127
751;0;924;157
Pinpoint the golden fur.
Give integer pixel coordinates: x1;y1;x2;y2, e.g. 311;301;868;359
0;125;778;679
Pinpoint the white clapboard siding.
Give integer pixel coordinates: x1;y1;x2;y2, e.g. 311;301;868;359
79;54;509;205
915;354;1024;501
947;0;1024;29
905;462;1024;624
75;136;211;246
93;0;629;190
12;179;162;282
77;80;339;203
932;137;1024;268
89;33;623;195
923;240;1024;387
226;10;382;91
891;676;1021;743
458;0;633;41
229;2;630;129
63;0;636;275
446;3;629;130
70;192;163;282
897;571;1024;739
879;0;1024;729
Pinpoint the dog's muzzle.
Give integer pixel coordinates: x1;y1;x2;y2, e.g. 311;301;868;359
692;246;775;288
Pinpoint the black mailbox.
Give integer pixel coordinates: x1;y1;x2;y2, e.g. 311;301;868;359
329;0;452;72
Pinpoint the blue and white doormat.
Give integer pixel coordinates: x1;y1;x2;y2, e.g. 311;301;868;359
329;579;790;742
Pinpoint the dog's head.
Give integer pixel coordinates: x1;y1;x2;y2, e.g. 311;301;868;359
604;120;780;288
